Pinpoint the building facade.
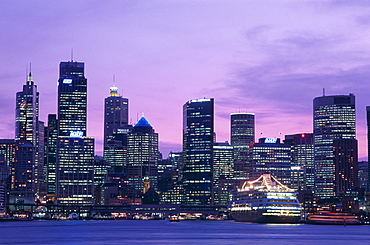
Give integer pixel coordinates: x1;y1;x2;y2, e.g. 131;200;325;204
104;85;129;147
126;116;159;194
230;113;255;178
249;138;292;186
313;94;356;198
56;61;95;205
182;98;214;205
284;133;314;191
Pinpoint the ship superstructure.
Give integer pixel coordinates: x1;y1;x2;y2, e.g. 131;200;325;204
229;174;301;223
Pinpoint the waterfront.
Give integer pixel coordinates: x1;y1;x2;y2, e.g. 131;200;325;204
0;220;369;244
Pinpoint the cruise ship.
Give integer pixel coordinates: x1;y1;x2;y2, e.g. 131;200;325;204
229;174;301;223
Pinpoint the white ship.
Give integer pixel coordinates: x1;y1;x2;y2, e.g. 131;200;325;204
229;174;301;223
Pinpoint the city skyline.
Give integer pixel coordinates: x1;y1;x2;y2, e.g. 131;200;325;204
1;1;370;159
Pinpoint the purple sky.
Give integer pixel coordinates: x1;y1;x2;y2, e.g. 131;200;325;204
1;1;370;160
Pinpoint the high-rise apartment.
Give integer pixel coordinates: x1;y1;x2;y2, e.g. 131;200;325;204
313;94;356;198
56;61;94;205
182;98;214;205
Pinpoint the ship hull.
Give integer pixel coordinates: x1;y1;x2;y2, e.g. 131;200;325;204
231;210;300;223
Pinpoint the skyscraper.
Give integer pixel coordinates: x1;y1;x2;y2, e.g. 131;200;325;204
104;85;129;147
15;72;39;144
230;113;255;178
213;142;234;205
58;61;87;137
313;94;356;198
56;61;94;205
126;116;159;194
284;133;314;191
45;114;58;200
182;98;214;205
249;138;292;186
15;72;44;200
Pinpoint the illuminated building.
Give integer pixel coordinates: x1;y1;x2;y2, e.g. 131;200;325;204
56;61;95;205
333;139;358;194
0;155;9;214
313;94;356;198
58;61;87;137
45;114;58;199
284;133;314;191
10;140;35;204
104;85;129;147
126;116;159;194
249;138;291;186
56;136;94;205
15;72;44;200
358;161;368;189
104;139;127;173
94;156;109;187
213;142;234;205
231;113;254;178
182;98;214;205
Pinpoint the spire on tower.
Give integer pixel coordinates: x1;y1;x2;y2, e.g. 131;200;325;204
109;75;119;97
27;63;33;84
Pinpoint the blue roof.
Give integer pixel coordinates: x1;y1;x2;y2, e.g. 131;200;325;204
134;116;152;128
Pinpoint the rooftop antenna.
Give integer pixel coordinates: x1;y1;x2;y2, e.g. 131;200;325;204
113;74;116;87
29;63;32;75
323;88;325;96
71;48;74;62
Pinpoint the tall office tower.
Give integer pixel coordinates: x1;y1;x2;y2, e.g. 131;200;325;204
249;138;292;186
313;94;356;198
10;140;36;204
284;133;314;191
213;142;234;205
230;113;255;178
126;116;159;194
45;114;58;200
367;106;370;189
15;72;39;144
104;85;129;147
58;61;87;136
56;61;95;205
56;136;94;205
15;72;43;199
183;98;214;205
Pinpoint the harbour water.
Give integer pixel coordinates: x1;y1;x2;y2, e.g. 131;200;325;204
0;220;369;244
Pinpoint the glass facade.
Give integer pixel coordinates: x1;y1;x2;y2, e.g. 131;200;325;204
58;62;87;137
249;138;292;186
231;113;255;178
104;86;129;147
126;117;159;194
56;61;95;205
313;94;356;198
182;98;214;205
213;142;234;205
284;133;314;191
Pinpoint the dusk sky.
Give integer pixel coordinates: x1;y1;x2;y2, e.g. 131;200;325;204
1;1;370;160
